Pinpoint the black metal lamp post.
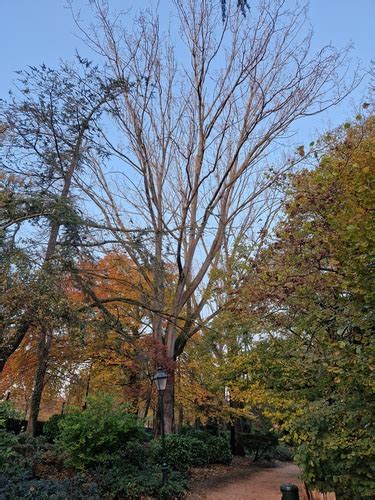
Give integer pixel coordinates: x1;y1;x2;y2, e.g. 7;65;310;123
280;483;299;500
153;367;168;485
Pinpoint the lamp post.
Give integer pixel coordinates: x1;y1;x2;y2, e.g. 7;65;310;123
153;367;168;485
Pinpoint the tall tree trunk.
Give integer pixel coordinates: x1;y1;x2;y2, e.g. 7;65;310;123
154;366;175;435
138;382;152;421
138;396;151;421
229;399;246;456
82;367;91;410
26;327;52;435
14;135;89;427
163;369;175;434
229;418;245;456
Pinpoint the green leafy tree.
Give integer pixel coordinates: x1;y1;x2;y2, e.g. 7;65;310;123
0;59;118;434
234;114;374;498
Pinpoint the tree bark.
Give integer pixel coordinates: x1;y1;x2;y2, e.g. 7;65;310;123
163;370;175;434
229;398;246;456
26;327;52;435
229;418;246;456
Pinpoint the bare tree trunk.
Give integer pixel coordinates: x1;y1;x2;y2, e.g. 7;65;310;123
26;327;52;435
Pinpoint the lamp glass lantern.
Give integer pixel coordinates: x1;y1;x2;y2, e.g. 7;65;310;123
153;367;167;392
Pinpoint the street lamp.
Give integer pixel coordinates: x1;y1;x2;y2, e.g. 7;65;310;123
153;367;168;485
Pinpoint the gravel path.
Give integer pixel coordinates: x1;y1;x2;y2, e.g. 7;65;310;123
187;459;307;500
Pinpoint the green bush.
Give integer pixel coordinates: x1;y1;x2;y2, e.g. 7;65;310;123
98;463;160;498
274;443;294;462
239;430;278;461
0;401;24;428
98;462;187;499
149;435;192;472
157;470;188;499
1;474;100;499
0;431;51;483
179;428;232;466
289;400;375;499
0;425;189;499
0;429;18;471
121;439;148;467
188;437;209;466
56;393;145;469
206;435;232;464
180;427;215;442
44;414;65;442
150;433;228;469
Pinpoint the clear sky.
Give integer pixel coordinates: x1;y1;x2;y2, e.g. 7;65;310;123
1;0;374;140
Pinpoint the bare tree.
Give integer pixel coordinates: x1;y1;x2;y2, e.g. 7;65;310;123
76;0;358;432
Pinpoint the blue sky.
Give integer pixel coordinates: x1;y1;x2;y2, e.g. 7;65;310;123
1;0;373;140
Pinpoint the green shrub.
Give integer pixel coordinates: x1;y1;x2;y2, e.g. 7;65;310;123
56;393;145;469
274;443;294;462
121;439;148;467
98;462;187;499
188;437;209;466
179;428;232;466
0;431;50;483
44;414;65;442
150;433;231;470
239;430;278;461
1;474;100;499
0;401;24;428
98;463;160;498
206;435;232;464
180;427;215;442
149;435;192;472
0;431;101;499
157;470;188;499
0;425;188;499
0;429;18;471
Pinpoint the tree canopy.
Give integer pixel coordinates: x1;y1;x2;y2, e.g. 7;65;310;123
212;114;375;497
0;2;372;497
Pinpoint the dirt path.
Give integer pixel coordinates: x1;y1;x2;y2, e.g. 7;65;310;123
187;459;307;500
